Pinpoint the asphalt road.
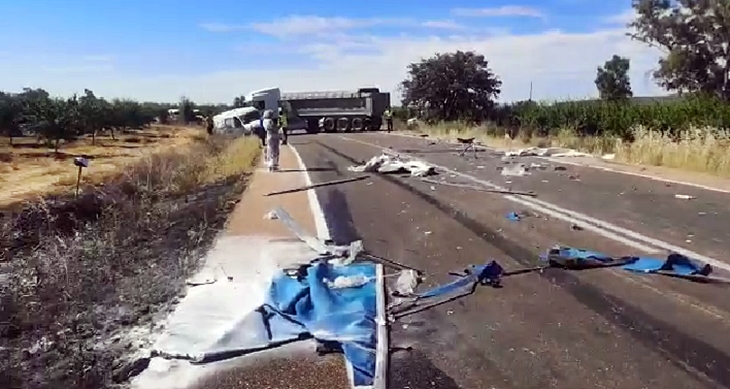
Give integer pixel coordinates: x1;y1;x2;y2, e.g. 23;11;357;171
291;132;730;389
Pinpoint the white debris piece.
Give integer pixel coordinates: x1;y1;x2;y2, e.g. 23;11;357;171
394;269;420;295
326;274;371;289
263;210;279;220
602;153;616;160
501;164;530;177
504;147;592;158
675;194;696;200
349;154;435;177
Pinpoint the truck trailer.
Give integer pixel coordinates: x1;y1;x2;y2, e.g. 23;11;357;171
282;88;391;133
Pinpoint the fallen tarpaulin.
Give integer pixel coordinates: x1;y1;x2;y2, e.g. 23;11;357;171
541;246;728;283
348;154;435;177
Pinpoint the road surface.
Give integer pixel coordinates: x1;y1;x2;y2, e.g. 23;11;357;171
290;132;730;389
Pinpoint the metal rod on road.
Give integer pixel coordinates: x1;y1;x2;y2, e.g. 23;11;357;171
265;176;369;196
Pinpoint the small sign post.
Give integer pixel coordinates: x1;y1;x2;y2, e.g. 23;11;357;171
73;156;89;198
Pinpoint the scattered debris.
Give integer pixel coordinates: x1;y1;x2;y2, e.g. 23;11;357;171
504;147;592;158
265;176;369;196
185;279;217;287
506;212;521;222
602;154;616;160
501;164;530;177
675;194;696;200
456;137;478;158
421;178;536;197
554;166;567;171
570;224;583;231
326;274;372;289
263;210;279;220
394;269;421;296
349;154;435;177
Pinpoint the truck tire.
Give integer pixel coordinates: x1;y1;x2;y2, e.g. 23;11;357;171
323;117;335;132
337;117;350;132
363;117;373;131
351;117;364;131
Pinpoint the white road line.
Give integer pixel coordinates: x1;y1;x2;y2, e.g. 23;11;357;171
289;144;331;241
338;135;730;272
384;132;730;195
289;143;388;389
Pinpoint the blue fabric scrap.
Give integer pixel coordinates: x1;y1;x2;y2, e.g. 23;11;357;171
506;212;521;221
622;253;713;276
417;260;505;299
540;246;622;268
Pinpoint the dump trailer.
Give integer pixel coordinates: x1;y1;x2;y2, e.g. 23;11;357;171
282;88;391;133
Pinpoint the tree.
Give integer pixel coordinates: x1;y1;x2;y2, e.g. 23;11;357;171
400;50;502;123
179;96;195;124
232;95;246;108
630;0;730;100
0;92;23;145
595;55;633;101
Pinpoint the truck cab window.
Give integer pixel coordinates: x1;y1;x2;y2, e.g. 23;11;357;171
253;101;265;110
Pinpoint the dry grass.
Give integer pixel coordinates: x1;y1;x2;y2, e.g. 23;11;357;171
0;126;204;207
0;134;261;389
407;122;730;177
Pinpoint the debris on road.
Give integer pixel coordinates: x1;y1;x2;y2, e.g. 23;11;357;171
570;224;583;231
456;137;478;158
504;147;592;158
675;194;697;200
541;246;728;283
420;177;537;197
506;212;521;222
394;269;421;296
349;154;435;177
263;210;278;220
265;176;368;196
500;164;530;177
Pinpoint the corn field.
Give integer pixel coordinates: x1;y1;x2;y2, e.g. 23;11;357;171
495;96;730;141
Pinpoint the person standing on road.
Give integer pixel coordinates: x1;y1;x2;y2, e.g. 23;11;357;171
205;115;214;135
262;109;282;171
383;107;393;133
279;110;289;145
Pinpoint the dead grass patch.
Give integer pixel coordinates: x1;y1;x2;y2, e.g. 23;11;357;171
410;122;730;177
0;134;260;389
0;126;205;206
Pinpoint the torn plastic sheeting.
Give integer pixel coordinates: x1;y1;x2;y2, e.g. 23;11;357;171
542;246;715;279
179;262;380;387
348;154;435;177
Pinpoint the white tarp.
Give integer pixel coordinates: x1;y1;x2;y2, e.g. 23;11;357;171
348;154;435;177
504;147;592;158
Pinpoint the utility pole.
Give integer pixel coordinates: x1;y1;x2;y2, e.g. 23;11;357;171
529;81;533;101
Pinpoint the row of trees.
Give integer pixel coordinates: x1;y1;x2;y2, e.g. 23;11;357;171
0;88;234;151
398;0;730;139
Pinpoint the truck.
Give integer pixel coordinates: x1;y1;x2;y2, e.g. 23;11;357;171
246;87;391;134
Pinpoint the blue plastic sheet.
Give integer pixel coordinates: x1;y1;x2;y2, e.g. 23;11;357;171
253;262;378;387
542;246;713;278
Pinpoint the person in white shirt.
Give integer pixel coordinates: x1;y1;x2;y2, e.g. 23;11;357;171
244;109;281;172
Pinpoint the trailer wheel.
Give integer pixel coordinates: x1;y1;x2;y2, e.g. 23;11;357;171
323;117;335;132
363;117;373;131
337;117;350;132
351;117;364;131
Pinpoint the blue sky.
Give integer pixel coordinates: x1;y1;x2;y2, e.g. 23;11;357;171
0;1;662;103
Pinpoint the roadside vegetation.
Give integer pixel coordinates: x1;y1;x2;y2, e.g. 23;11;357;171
0;87;260;388
397;1;730;177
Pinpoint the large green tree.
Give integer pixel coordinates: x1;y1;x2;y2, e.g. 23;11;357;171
630;0;730;99
400;50;502;123
595;55;633;101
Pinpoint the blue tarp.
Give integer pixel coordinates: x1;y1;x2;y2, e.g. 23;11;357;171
542;246;713;277
251;262;379;387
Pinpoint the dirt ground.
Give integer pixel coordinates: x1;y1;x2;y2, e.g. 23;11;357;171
0;126;204;207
